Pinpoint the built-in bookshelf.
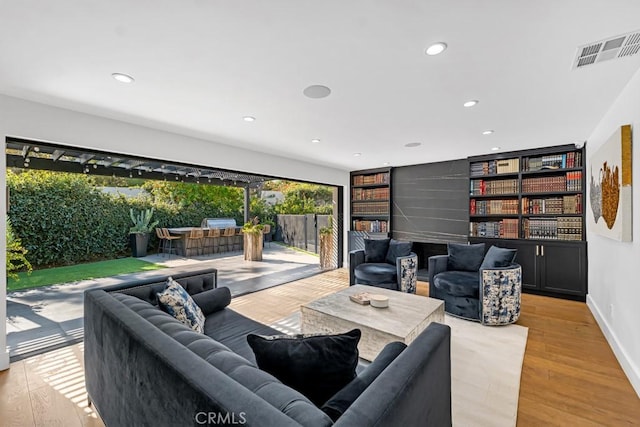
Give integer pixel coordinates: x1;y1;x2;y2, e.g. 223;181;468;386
468;147;585;241
468;144;587;301
350;168;391;233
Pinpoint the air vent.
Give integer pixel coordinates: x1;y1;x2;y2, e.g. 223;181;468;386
573;30;640;69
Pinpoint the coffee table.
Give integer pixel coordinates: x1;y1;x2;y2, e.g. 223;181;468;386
300;285;445;361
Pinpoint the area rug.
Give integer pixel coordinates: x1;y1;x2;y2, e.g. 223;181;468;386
269;313;528;427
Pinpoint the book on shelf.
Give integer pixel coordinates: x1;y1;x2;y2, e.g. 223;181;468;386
522;151;582;172
470;178;518;195
521;171;582;193
469;219;519;239
352;172;389;186
352;187;389;200
470;158;519;176
353;220;388;232
470;198;518;215
352;201;389;215
522;216;582;240
349;292;371;305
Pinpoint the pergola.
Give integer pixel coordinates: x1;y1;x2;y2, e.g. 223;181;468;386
6;137;276;223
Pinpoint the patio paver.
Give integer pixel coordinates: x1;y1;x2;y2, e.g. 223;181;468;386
6;245;321;361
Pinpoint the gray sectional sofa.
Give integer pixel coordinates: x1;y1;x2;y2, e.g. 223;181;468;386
84;268;452;426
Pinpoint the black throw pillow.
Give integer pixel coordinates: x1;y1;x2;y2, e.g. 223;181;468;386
447;242;486;272
321;341;407;421
480;245;517;270
190;287;232;316
364;239;390;263
385;239;412;265
247;329;361;406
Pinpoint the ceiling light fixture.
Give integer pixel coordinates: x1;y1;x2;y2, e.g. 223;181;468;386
243;116;256;122
353;152;362;157
383;162;390;166
303;85;332;99
491;147;501;151
463;100;479;108
425;42;447;56
404;142;422;148
311;138;321;144
482;130;494;135
112;73;135;83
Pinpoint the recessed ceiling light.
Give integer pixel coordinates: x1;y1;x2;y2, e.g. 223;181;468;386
463;100;479;108
482;130;494;135
383;162;390;166
243;116;256;122
303;85;332;99
404;142;422;148
491;147;501;151
425;42;447;56
311;138;321;144
112;73;135;83
353;152;362;157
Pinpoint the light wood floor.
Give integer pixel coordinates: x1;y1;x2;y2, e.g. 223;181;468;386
1;269;638;426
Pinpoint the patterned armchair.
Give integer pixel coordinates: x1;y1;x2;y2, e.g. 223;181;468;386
428;243;521;325
349;238;417;293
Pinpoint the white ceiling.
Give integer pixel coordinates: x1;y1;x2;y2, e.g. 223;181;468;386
1;1;640;171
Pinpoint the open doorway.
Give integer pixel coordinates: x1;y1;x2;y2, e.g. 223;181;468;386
5;137;343;360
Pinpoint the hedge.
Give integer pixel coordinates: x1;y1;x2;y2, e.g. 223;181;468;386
7;170;244;268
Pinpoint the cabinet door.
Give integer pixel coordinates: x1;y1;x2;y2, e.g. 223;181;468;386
539;242;587;296
496;240;539;290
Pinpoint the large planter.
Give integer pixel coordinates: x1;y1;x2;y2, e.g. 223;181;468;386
243;232;264;261
319;233;334;270
130;233;150;257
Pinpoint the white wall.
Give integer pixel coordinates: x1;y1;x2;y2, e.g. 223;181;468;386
585;67;640;397
0;94;350;370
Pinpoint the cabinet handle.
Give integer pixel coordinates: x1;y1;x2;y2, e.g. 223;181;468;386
536;245;539;256
541;245;544;256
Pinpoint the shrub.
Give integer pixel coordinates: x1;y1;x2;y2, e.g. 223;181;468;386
7;170;245;268
6;219;32;279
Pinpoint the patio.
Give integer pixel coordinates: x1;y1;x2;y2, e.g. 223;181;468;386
6;244;322;361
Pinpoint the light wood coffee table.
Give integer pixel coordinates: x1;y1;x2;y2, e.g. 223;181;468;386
300;285;445;361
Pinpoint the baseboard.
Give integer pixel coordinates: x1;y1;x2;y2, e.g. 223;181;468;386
587;294;640;398
0;349;9;371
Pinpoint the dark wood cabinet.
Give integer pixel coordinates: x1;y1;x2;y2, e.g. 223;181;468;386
468;144;587;301
470;238;587;300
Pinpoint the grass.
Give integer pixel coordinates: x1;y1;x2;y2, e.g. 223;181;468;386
7;257;166;292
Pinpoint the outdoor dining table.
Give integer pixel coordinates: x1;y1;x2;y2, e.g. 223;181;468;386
167;227;242;256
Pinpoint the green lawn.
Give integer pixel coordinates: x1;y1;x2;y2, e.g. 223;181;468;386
7;258;166;292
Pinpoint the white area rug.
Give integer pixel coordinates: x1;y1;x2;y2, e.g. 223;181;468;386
445;314;528;427
270;312;528;427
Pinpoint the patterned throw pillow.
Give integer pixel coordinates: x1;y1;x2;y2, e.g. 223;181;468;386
157;277;205;333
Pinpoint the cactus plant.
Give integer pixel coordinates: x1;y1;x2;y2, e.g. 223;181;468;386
129;208;159;234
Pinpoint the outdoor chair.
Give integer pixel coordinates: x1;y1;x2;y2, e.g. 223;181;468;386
161;228;181;258
155;228;166;255
219;227;236;252
203;228;221;254
186;228;204;256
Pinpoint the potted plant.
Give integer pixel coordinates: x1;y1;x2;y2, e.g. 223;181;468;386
319;216;334;270
242;216;264;261
129;208;159;257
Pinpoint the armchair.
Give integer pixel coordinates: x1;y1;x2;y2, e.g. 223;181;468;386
349;238;417;293
428;243;521;325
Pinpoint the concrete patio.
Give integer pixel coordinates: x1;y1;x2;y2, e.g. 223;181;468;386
6;244;322;361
